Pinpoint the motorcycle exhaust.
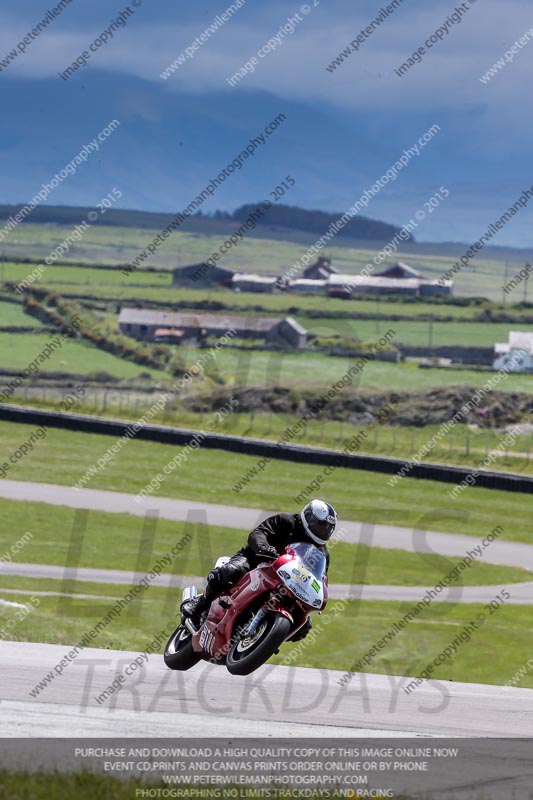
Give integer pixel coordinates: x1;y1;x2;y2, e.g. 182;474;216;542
182;585;198;604
183;618;198;635
181;587;199;635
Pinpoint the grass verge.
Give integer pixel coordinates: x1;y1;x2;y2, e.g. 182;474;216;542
7;399;533;475
1;421;532;543
2;585;532;689
0;772;153;800
0;771;413;800
0;500;529;587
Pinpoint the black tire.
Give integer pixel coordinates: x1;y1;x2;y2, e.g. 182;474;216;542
164;624;202;671
226;612;291;676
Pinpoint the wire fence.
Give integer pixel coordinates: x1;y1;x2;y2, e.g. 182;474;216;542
2;384;533;468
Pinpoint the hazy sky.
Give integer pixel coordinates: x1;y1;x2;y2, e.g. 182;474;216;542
2;0;531;119
1;0;533;244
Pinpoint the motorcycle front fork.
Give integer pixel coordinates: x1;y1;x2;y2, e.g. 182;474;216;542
244;607;267;638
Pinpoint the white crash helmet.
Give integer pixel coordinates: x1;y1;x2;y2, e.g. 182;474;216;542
300;499;337;545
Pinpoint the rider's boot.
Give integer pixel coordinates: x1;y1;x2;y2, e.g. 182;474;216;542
181;593;210;621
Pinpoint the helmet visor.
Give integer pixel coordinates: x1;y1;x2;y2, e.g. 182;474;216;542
303;508;335;542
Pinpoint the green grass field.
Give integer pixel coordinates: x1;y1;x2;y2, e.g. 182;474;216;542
0;218;527;300
21;277;466;310
0;498;527;587
1;420;531;542
275;598;533;688
0;332;168;380
6;328;533;390
5;327;533;391
0;300;42;327
0;263;510;316
6;395;533;475
301;315;533;348
2;261;169;288
208;347;533;392
4;252;533;401
6;261;533;329
3;218;533;706
2;582;531;688
0;773;178;800
0;771;415;800
9;271;530;347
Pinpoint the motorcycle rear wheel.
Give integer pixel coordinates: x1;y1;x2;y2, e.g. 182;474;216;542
164;624;202;670
226;612;290;676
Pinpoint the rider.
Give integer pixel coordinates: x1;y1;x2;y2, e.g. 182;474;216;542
181;499;337;641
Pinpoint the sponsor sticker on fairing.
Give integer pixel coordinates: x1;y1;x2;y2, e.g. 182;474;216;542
292;567;310;583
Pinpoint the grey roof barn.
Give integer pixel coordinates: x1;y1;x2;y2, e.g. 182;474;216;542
118;308;307;349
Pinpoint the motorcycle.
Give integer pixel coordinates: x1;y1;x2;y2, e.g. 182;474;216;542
164;541;328;676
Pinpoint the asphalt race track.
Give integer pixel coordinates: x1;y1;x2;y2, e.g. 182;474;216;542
3;560;533;604
2;479;533;744
2;641;533;739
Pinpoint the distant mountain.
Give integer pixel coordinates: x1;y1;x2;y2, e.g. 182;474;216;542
1;72;532;245
0;72;386;222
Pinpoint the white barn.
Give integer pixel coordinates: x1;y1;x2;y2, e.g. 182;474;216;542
289;278;327;293
493;331;533;372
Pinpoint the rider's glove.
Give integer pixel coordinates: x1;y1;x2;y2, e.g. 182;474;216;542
257;544;279;560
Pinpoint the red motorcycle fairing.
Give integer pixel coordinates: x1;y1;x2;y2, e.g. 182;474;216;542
191;560;306;662
279;548;328;611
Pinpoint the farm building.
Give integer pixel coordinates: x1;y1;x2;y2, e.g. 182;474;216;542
171;257;452;297
172;263;236;288
303;257;337;280
118;308;307;349
325;261;452;298
279;260;453;297
377;262;422;280
418;279;453;298
493;331;533;372
376;262;452;297
326;274;421;297
288;278;327;294
231;274;280;293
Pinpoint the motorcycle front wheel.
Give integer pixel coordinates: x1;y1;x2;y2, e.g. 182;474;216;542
164;624;202;670
226;611;291;676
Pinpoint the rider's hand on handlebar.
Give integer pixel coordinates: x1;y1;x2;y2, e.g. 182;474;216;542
257;545;279;560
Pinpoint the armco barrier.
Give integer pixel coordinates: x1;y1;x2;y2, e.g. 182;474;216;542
1;403;532;494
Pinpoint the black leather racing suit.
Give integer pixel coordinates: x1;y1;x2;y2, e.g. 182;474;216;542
204;513;330;641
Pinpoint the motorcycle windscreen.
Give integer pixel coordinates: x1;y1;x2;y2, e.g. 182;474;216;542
290;542;327;578
276;541;326;608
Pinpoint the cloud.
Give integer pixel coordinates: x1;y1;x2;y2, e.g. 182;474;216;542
2;0;533;245
0;0;530;155
1;0;531;109
2;0;532;157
